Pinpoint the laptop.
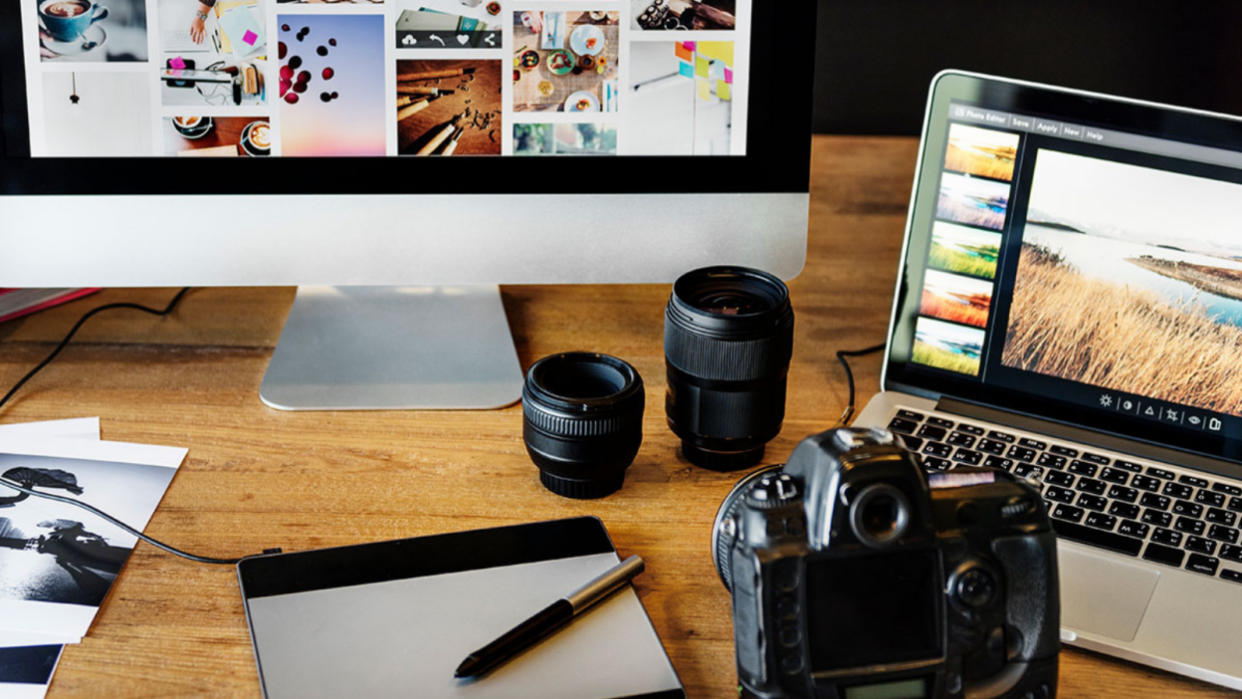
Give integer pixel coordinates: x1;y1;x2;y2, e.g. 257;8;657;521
853;71;1242;691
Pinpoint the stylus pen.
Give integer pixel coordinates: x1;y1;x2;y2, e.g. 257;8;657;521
454;555;645;679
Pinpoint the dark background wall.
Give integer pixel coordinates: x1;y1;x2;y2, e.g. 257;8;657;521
815;1;1242;135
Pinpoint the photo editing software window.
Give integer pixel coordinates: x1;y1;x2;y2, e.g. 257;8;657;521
909;102;1242;438
21;0;752;157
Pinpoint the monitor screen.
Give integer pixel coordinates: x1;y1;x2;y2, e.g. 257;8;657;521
13;1;760;159
887;73;1242;463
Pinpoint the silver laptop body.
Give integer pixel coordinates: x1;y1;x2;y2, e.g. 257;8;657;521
854;71;1242;691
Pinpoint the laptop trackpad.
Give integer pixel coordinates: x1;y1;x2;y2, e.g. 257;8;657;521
1059;547;1160;642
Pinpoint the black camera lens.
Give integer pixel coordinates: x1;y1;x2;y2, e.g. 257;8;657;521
665;266;794;471
522;352;645;499
850;484;911;548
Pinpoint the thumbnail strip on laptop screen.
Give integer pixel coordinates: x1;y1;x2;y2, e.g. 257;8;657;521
887;72;1242;465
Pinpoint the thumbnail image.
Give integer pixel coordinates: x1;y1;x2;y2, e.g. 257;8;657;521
280;15;386;156
163;117;271;156
631;0;735;30
928;221;1001;280
936;172;1009;231
0;645;62;691
37;0;148;63
626;41;733;155
513;11;619;113
158;0;267;107
913;317;984;377
514;123;617;155
945;123;1019;181
39;72;152;157
1002;149;1242;415
395;0;502;48
396;60;502;155
920;269;992;329
286;0;382;3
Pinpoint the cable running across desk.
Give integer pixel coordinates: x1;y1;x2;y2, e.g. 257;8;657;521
834;343;887;427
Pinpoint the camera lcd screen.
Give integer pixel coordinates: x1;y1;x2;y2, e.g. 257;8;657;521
804;549;942;672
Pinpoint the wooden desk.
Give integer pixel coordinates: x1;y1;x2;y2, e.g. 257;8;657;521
0;136;1233;698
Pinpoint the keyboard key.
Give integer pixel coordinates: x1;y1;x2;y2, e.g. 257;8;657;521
1044;471;1075;487
1117;520;1149;539
1076;478;1107;495
1007;446;1037;462
1068;461;1098;477
1049;445;1079;458
1163;483;1194;500
1185;536;1217;555
987;430;1015;443
1053;504;1085;523
952;449;983;466
1211;482;1242;496
1080;452;1111;465
1140;493;1171;511
1206;508;1238;527
1231;497;1242;513
977;439;1008;455
1019;437;1047;450
1132;475;1162;492
888;417;919;434
1143;542;1185;567
1148;467;1176;480
1185;554;1219;576
1208;525;1239;544
983;456;1014;471
1179;475;1210;489
1052;519;1142;556
917;425;947;441
1076;494;1108;512
927;417;955;429
1108;502;1140;520
1085;512;1117;531
1195;490;1226;508
1045;486;1076;504
1174;517;1205;535
1099;467;1131;485
1037;453;1067;470
1221;544;1242;563
1113;460;1144;473
924;457;952;471
1107;485;1139;503
1222;570;1242;584
896;409;925;421
923;442;953;458
947;432;977;448
1172;501;1204;518
956;424;985;436
1151;528;1183;546
1012;463;1042;480
897;435;924;452
1141;510;1173;528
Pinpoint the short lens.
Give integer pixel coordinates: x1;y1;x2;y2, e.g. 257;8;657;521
665;266;794;471
850;484;910;548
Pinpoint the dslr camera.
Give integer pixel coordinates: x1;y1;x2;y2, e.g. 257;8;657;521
712;428;1060;699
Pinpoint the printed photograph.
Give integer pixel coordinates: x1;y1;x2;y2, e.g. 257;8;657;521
513;11;619;113
39;72;152;157
0;454;176;609
920;269;992;329
163;117;271;156
158;0;267;107
631;0;735;30
913;316;985;377
0;645;61;693
395;0;502;48
514;123;617;155
1002;149;1242;416
626;41;733;155
936;172;1009;231
928;221;1001;280
279;15;386;156
944;123;1019;181
396;60;502;155
37;0;148;63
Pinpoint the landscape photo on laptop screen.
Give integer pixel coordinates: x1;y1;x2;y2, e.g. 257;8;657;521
904;102;1242;438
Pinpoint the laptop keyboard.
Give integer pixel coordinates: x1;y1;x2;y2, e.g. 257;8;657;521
888;408;1242;583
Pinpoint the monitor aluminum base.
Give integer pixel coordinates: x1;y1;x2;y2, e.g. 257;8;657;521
259;286;523;411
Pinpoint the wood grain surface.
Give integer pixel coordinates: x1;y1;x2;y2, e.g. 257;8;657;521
0;136;1234;698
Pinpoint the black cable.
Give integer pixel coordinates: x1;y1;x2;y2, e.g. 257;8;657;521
0;288;191;412
0;477;244;565
834;343;887;427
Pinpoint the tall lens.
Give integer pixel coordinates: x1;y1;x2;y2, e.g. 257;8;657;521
664;266;794;471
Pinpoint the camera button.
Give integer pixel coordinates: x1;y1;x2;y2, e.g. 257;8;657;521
780;654;804;675
779;626;801;647
778;596;799;619
955;568;997;609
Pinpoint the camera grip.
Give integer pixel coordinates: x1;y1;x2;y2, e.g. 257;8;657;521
991;531;1061;662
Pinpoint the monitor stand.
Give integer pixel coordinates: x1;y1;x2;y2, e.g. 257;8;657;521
259;286;524;411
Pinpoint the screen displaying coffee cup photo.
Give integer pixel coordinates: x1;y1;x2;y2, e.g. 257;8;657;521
37;0;149;63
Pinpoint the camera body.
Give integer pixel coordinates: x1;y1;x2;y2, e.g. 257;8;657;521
712;428;1060;699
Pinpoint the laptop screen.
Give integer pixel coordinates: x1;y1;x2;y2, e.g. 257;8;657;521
886;73;1242;463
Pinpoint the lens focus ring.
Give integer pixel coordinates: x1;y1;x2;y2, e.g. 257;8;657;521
664;314;794;382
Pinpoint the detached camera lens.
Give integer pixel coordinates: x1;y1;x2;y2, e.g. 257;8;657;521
664;266;794;471
522;352;644;499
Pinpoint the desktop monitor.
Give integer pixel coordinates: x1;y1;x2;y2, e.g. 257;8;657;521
0;1;816;411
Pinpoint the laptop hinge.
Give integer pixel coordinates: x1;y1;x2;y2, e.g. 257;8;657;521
936;397;1242;482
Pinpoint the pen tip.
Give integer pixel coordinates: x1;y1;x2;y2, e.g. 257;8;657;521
455;656;480;679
